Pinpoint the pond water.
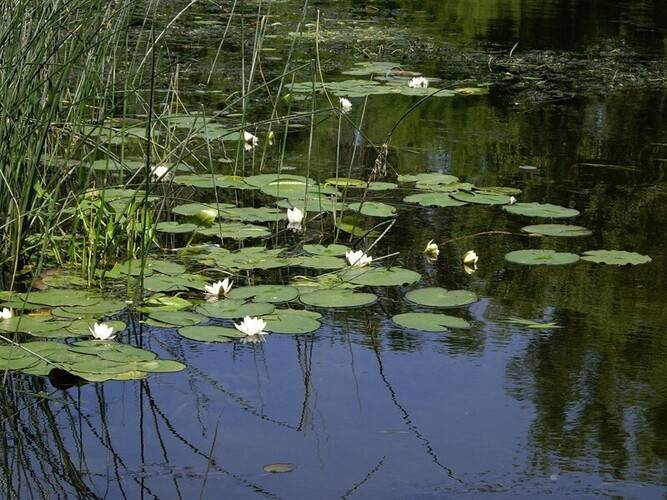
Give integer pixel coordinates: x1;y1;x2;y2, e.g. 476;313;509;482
5;1;667;498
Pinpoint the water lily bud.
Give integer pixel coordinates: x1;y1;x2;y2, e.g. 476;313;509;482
424;240;439;258
463;250;479;265
195;208;218;226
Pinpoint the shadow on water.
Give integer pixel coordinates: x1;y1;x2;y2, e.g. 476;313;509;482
2;0;667;498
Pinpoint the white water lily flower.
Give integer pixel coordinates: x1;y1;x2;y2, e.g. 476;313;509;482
89;322;115;341
463;263;478;275
0;308;13;320
345;250;372;267
234;316;268;337
150;165;171;181
509;196;517;205
204;278;233;298
286;207;304;224
424;240;439;258
243;131;259;151
408;77;429;88
463;250;479;266
340;97;352;113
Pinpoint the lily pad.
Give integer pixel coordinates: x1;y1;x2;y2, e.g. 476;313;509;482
503;202;579;219
145;311;206;327
228;285;299;303
405;288;477;308
580;250;652;265
263;309;322;334
340;267;421;286
197;223;271;240
392;312;471;331
403;192;467;208
66;320;127;336
172;174;250;190
505;249;580;266
291;255;347;270
178;325;244;342
156;222;200;234
521;224;592;237
0;317;70;335
21;289;101;308
347;201;396;217
212;247;290;270
504;317;561;329
196;299;275;319
220;207;286;222
450;191;511;205
325;177;366;188
303;244;349;256
300;289;377;308
398;173;459;185
277;196;343;213
367;182;398;191
172;202;234;217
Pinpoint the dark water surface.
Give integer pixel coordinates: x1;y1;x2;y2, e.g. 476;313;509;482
8;1;667;498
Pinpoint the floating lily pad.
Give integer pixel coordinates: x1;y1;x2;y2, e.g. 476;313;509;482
405;288;477;308
245;174;313;188
347;201;396;217
300;289;377;308
505;249;580;266
580;250;652;266
21;289;101;308
212;247;289;270
504;317;561;329
503;202;579;219
521;224;592;237
228;285;299;303
450;191;511;205
196;299;275;319
263;309;322;334
398;173;459;185
340;267;421;286
178;325;244;342
303;244;349;256
0;317;70;335
172;174;251;190
197;223;271;240
133;359;186;373
172;202;234;217
483;186;522;196
392;312;470;331
277;195;343;213
59;300;127;317
367;182;398;191
145;311;206;327
291;255;347;270
220;207;286;222
261;180;339;199
325;177;366;188
156;222;200;234
139;294;192;312
403;192;467;207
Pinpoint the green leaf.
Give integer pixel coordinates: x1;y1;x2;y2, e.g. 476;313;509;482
347;201;396;217
405;288;477;308
263;309;322;334
580;250;652;265
505;249;580;266
178;325;244;342
392;312;470;331
146;311;206;327
227;285;299;303
504;317;561;329
521;224;592;237
340;267;421;286
450;191;511;205
291;255;347;270
303;244;350;256
503;202;580;219
196;299;275;319
300;289;377;308
403;192;467;208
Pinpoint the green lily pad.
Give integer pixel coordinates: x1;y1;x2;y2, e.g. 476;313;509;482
277;196;343;213
325;177;366;188
340;267;421;286
212;247;290;270
21;289;101;308
303;244;350;256
398;173;459;185
172;174;251;190
367;182;398;191
172;202;234;217
392;312;470;331
450;191;511;205
504;317;561;329
505;249;580;266
521;224;592;237
139;294;192;312
292;255;347;270
300;289;377;308
503;202;579;219
245;174;314;188
197;223;271;240
261;181;339;199
0;317;70;335
347;201;396;217
220;207;286;222
178;325;244;342
59;300;127;316
146;260;187;275
196;299;275;319
145;311;206;327
405;288;477;308
580;250;652;265
403;192;467;208
227;285;299;303
133;359;186;373
156;222;200;234
263;309;322;334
